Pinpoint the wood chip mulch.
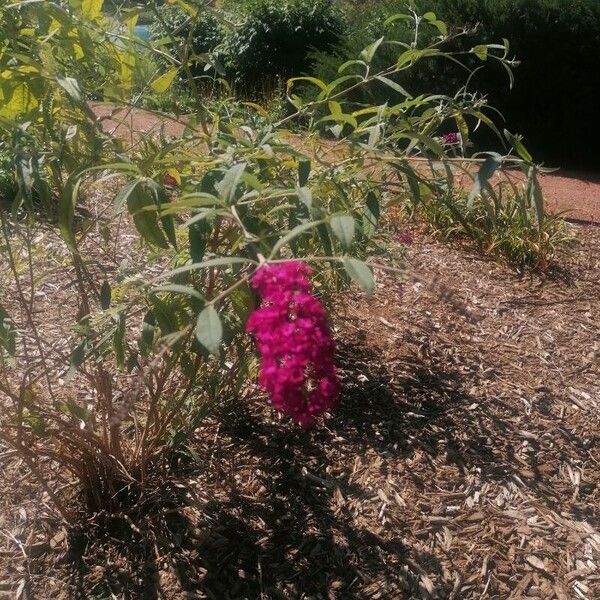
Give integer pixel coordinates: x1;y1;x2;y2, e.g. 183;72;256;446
1;223;599;600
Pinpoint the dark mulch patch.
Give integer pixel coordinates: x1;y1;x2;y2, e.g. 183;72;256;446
1;222;599;599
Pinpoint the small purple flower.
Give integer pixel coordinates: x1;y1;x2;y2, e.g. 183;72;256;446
247;262;340;427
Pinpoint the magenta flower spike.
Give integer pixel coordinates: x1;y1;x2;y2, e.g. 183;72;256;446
246;261;340;427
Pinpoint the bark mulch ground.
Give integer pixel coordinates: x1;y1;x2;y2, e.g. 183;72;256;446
1;220;599;599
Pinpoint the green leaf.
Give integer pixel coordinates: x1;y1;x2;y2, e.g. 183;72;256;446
328;101;342;116
297;186;312;210
396;48;439;69
325;75;362;96
360;37;384;64
113;179;141;215
195;306;222;356
147;179;177;248
318;113;358;129
56;76;82;103
100;280;111;310
527;167;545;231
375;75;412;98
151;68;179;93
287;76;327;94
127;183;169;249
161;213;177;248
384;14;412;27
138;311;156;357
0;83;38;118
317;223;333;257
58;175;82;251
471;45;489;61
149;297;178;335
338;59;366;74
152;284;205;301
158;257;257;281
215;163;246;205
343;257;375;295
362;192;380;239
366;124;381;148
423;13;447;36
504;129;533;163
298;159;311;187
330;214;355;250
269;220;325;258
189;219;212;263
469;154;503;203
113;311;126;369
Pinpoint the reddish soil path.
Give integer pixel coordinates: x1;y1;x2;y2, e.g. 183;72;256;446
91;103;600;224
538;170;600;223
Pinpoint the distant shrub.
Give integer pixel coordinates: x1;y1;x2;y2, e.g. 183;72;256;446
223;0;346;95
149;4;224;78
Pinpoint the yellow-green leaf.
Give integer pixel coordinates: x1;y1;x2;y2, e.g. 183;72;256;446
119;50;136;94
81;0;104;21
0;84;38;118
151;68;179;94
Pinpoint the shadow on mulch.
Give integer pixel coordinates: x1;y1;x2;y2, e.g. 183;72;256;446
65;338;593;599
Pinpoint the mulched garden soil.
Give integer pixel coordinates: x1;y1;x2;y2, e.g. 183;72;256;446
1;219;599;599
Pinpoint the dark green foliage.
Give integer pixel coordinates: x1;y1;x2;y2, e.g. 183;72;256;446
447;0;600;169
0;152;17;204
149;1;346;100
223;0;346;95
149;4;223;78
319;0;600;168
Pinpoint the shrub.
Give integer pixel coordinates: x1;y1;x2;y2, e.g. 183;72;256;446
223;0;346;95
0;1;561;520
148;4;224;79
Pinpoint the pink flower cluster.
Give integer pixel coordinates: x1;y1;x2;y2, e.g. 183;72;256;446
442;132;459;145
246;261;340;427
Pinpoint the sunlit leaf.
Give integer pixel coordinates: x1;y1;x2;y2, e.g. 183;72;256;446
195;306;222;356
343;257;375;295
330;214;355;250
469;154;503;205
360;37;384;64
151;68;179;93
81;0;104;21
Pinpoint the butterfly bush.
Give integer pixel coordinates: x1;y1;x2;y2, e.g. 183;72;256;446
246;262;340;427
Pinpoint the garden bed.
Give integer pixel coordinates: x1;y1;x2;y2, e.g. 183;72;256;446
1;218;598;599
